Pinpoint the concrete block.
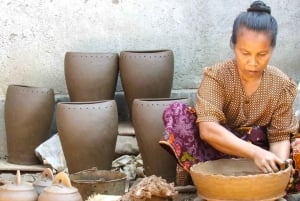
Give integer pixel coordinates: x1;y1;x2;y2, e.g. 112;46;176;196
0;97;6;159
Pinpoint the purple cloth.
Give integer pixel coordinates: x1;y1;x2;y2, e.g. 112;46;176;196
159;102;268;172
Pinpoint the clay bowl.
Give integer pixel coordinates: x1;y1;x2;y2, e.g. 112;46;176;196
70;168;127;201
190;158;292;201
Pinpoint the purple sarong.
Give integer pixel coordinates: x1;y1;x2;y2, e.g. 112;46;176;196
159;102;268;172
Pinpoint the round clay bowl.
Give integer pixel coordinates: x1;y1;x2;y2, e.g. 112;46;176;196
70;169;127;201
190;158;292;201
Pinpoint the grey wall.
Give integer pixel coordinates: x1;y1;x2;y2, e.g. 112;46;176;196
0;0;299;159
0;0;299;96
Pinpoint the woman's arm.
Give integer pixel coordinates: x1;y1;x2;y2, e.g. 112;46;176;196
199;121;284;173
269;140;290;160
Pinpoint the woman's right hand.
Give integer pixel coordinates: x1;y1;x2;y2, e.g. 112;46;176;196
252;147;284;173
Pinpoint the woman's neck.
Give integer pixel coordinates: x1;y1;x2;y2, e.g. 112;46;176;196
239;71;263;97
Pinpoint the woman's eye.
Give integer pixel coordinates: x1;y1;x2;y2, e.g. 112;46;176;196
258;53;267;57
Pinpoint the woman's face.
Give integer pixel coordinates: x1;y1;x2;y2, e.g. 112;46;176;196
234;27;273;80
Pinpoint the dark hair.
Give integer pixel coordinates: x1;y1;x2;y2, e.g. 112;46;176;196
230;1;278;48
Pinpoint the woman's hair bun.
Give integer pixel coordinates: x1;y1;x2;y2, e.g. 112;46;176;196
247;1;271;14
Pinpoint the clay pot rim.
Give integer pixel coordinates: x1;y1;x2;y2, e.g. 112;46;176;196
65;52;118;56
8;84;53;91
134;97;188;102
70;169;127;184
190;159;292;179
121;50;172;54
58;100;115;105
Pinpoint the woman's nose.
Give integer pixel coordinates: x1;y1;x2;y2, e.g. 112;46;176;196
248;56;258;66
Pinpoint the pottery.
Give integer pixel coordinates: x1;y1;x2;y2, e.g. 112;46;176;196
64;52;119;101
70;168;127;200
33;168;54;195
119;50;174;117
38;172;82;201
0;170;38;201
190;158;292;201
5;84;55;165
132;98;190;183
56;100;118;174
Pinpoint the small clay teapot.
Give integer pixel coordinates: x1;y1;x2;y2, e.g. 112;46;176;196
33;168;54;195
0;170;38;201
38;171;83;201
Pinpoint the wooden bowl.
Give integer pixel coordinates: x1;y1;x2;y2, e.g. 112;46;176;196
190;158;292;201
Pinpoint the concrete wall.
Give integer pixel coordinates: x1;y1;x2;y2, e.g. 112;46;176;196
0;0;299;96
0;0;299;158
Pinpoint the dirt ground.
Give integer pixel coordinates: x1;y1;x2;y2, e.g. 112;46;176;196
0;172;296;201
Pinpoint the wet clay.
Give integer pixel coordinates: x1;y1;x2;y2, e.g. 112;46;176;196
5;85;54;165
119;50;174;117
56;100;118;174
132;98;190;183
64;52;119;101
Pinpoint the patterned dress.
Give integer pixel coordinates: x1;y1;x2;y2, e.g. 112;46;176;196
159;59;299;189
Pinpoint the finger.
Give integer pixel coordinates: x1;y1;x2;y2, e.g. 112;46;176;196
261;167;268;173
269;161;279;172
265;165;274;173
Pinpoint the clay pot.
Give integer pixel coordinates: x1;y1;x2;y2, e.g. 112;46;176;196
56;100;118;174
64;52;119;102
0;170;38;201
5;85;55;165
33;168;54;195
119;50;174;117
132;98;190;183
38;172;82;201
190;158;292;201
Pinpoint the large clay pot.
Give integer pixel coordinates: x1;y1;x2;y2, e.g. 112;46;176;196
38;172;82;201
119;50;174;117
64;52;119;102
0;170;38;201
132;98;190;183
5;85;54;165
190;158;292;201
56;100;118;174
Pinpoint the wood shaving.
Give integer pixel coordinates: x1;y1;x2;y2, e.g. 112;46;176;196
120;175;177;201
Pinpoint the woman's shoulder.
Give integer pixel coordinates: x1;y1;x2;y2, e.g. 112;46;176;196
265;65;296;84
265;65;297;94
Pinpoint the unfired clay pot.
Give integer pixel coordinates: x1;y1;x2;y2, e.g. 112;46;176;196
132;98;190;183
38;171;82;201
64;52;119;102
190;158;292;201
119;50;174;117
56;100;118;174
0;170;38;201
5;85;54;165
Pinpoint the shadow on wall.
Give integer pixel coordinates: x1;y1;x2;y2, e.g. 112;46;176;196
295;82;300;121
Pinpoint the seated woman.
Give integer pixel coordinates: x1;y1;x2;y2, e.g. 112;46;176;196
160;0;299;181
